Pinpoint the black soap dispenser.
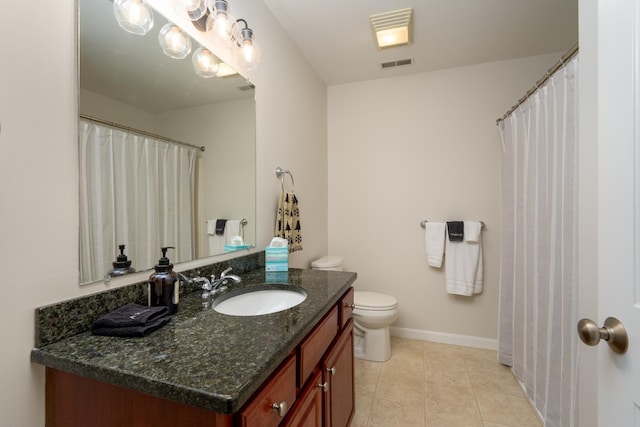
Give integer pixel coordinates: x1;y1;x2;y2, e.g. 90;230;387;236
148;246;179;314
108;244;136;277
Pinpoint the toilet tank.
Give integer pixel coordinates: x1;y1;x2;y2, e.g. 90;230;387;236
311;256;344;271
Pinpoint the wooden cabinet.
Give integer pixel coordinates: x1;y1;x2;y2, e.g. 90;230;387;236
322;321;354;427
282;370;323;427
284;289;354;427
238;355;297;427
44;287;355;427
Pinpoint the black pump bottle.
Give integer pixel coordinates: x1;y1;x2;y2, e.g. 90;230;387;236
148;246;179;314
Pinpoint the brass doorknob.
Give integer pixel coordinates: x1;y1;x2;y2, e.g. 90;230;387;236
577;316;628;354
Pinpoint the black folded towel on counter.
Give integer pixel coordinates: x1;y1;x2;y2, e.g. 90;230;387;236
215;219;227;235
91;303;171;337
447;221;464;241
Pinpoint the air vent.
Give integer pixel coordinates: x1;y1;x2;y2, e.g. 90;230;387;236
237;84;255;91
380;58;413;69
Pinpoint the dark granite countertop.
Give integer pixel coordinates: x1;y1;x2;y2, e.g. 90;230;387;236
31;268;356;414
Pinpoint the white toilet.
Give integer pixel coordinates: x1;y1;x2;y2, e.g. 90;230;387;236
311;256;399;362
352;291;398;362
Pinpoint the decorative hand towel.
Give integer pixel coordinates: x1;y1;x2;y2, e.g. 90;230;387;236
424;222;446;268
215;219;227;235
91;303;171;337
275;192;303;252
446;221;464;241
464;221;482;243
206;219;216;236
208;219;226;255
444;233;483;296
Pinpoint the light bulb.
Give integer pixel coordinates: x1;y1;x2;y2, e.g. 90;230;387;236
235;27;261;71
158;23;192;59
113;0;154;35
180;0;207;21
206;1;235;47
192;47;220;78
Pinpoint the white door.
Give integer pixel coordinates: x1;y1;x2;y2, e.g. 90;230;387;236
579;0;640;425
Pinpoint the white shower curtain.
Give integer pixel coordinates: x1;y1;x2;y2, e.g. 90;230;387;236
79;119;198;283
497;54;578;427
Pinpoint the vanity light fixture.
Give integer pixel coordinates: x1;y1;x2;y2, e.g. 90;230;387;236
113;0;154;35
179;0;207;21
234;19;261;71
369;7;413;49
192;46;220;77
206;0;236;48
159;23;192;59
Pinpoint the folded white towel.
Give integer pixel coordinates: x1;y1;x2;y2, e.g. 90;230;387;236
464;221;482;243
444;233;483;296
425;222;446;268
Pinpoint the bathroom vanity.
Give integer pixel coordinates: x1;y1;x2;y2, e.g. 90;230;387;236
31;267;356;427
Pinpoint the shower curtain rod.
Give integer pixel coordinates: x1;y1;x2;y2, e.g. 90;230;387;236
496;43;579;125
79;114;206;152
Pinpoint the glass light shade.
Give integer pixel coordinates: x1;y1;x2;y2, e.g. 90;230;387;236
236;31;261;71
113;0;154;35
206;3;235;48
158;23;192;59
179;0;207;21
192;47;220;78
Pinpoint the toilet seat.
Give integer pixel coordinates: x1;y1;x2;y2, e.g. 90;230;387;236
354;291;398;311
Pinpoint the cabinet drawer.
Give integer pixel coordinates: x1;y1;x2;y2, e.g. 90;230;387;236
238;355;296;427
338;287;354;329
298;306;338;388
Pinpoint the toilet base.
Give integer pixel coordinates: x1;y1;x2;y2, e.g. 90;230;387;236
354;323;392;362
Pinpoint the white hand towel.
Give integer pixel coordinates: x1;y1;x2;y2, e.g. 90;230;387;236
225;220;241;244
464;221;482;243
206;219;216;236
444;233;483;296
424;222;446;268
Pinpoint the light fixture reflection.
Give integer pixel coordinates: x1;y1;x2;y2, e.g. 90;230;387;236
192;47;220;78
113;0;154;35
206;0;236;48
158;23;192;59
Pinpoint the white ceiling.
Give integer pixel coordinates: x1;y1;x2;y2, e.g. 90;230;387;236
263;0;578;86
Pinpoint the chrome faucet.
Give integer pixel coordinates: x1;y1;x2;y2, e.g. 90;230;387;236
211;267;241;293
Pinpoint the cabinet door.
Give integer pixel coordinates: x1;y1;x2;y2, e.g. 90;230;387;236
282;370;323;427
238;355;297;427
322;320;354;427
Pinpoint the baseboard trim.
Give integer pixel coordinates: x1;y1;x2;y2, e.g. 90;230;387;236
389;326;498;350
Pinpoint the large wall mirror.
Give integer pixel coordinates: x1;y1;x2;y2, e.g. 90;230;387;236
79;0;256;284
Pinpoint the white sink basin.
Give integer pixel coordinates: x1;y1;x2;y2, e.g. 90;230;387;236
213;287;307;316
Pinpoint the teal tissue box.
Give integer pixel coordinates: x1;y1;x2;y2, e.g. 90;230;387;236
265;246;288;271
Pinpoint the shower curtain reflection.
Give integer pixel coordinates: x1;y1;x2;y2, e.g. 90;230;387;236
79;119;198;283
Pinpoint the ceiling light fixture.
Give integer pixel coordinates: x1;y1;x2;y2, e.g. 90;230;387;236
369;8;413;49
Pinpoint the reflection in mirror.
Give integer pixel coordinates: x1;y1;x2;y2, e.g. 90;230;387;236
79;0;256;284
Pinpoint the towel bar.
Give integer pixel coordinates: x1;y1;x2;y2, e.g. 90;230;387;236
420;220;486;229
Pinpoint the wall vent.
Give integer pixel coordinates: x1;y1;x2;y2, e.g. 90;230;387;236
380;58;413;69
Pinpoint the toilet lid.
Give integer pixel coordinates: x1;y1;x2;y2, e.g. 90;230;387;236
354;291;398;310
311;256;344;268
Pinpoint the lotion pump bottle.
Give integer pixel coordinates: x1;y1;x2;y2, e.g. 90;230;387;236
148;246;179;314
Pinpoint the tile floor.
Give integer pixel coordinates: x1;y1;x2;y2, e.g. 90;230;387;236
351;337;543;427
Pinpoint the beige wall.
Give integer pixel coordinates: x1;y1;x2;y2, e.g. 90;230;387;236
0;1;327;425
327;53;560;345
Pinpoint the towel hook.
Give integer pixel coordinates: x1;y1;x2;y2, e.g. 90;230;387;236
275;166;295;193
